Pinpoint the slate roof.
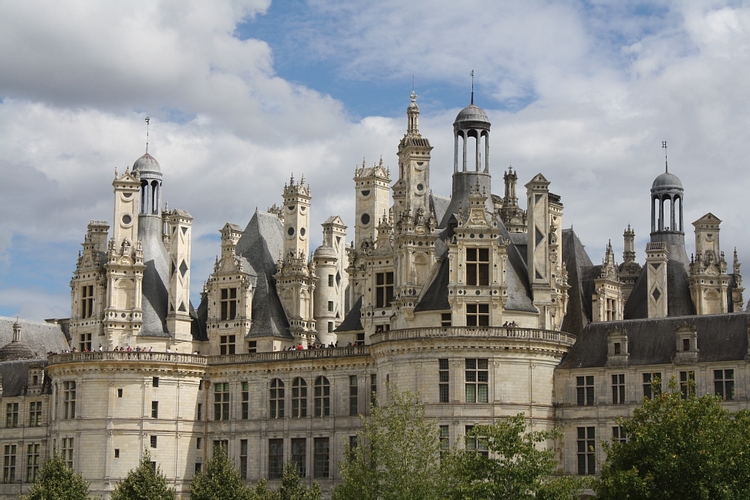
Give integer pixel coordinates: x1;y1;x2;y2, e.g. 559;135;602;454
236;211;292;339
336;297;363;333
0;360;51;397
558;312;750;369
0;317;69;356
139;215;170;336
561;229;594;336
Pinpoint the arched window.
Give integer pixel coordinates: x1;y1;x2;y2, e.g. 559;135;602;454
292;378;307;418
270;379;284;419
314;376;330;417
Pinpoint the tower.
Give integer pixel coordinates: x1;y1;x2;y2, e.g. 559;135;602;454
164;208;194;343
499;167;526;233
313;216;348;345
618;225;642;304
354;158;391;252
592;242;623;322
70;220;109;350
281;175;312;262
688;213;729;315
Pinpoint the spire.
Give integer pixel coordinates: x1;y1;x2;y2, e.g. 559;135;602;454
407;90;419;135
662;140;668;173
145;116;150;154
470;69;475;105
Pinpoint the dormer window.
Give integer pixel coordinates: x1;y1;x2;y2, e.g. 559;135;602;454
606;329;629;367
614;342;621;355
682;338;690;351
81;285;94;319
220;288;238;321
466;249;489;286
675;325;698;364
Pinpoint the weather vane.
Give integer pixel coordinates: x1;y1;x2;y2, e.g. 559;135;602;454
662;140;668;173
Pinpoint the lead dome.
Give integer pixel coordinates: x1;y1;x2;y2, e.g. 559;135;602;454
132;152;161;174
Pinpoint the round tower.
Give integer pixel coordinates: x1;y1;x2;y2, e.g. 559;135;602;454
132;153;162;216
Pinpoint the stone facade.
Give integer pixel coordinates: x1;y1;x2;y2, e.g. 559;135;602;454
0;94;747;499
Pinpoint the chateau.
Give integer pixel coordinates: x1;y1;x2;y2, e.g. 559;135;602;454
0;92;747;498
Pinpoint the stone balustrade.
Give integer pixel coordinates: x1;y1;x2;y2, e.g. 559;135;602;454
371;326;576;345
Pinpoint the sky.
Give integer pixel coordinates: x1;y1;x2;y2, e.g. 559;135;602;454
1;0;750;321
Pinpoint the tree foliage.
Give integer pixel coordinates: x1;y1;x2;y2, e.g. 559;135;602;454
247;464;320;500
444;414;584;500
22;452;96;500
595;381;750;500
332;389;445;500
190;446;252;500
111;450;176;500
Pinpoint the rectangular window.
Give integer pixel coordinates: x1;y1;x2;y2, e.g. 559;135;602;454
220;287;238;321
680;370;696;399
5;403;18;428
314;378;330;417
240;439;248;481
118;388;123;398
26;443;40;483
63;381;76;419
577;427;595;475
714;369;735;401
151;401;159;419
79;333;92;352
81;285;94;319
466;248;490;286
439;359;450;403
576;376;595;406
348;436;358;460
441;313;452;327
642;372;662;400
328;322;334;333
292;438;306;477
152;377;159;387
682;338;691;351
61;437;74;468
242;382;249;419
196;438;202;450
465;425;489;457
313;437;329;478
327;301;334;312
213;440;228;453
114;449;120;458
612;426;626;444
375;272;394;308
214;382;230;420
465;359;489;403
268;439;284;479
248;341;257;353
197;403;203;421
349;375;358;416
611;374;625;405
439;425;450;455
3;445;15;483
466;303;490;327
150;435;157;449
219;335;236;355
270;380;285;419
195;463;202;474
370;374;377;407
328;275;334;287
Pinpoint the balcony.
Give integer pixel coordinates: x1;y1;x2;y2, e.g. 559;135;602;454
370;326;576;346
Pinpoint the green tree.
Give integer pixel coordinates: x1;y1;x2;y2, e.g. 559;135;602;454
277;463;321;500
111;450;176;500
595;380;750;500
332;389;444;500
444;414;583;500
22;452;96;500
190;446;251;500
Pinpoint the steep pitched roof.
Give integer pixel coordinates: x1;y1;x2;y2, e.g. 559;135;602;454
561;228;595;336
139;215;170;337
336;297;363;333
0;317;69;356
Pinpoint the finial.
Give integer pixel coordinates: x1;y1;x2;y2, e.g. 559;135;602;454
470;70;475;105
662;140;668;173
379;156;383;166
412;75;415;93
362;157;366;167
145;117;150;154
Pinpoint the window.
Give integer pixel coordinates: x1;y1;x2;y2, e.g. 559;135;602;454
196;438;202;450
114;448;120;458
349;376;358;416
465;425;489;457
292;438;306;477
214;382;230;420
61;437;74;467
248;341;257;353
465;359;488;403
152;377;159;387
240;439;248;481
611;374;625;404
5;403;18;428
79;333;92;352
268;439;283;479
466;248;490;286
466;304;489;327
195;463;202;474
220;288;238;320
375;272;394;308
577;427;595;475
370;374;377;406
3;445;15;483
151;401;159;418
241;382;249;419
440;425;450;455
118;388;123;398
63;381;76;419
327;301;334;312
220;335;236;355
213;440;228;453
81;285;94;318
576;376;595;406
612;426;626;444
328;275;334;287
328;322;334;333
680;370;696;399
441;313;452;327
150;435;157;448
439;359;449;403
314;377;330;417
313;438;329;478
197;403;203;421
292;378;307;418
682;338;691;351
270;379;285;418
714;369;734;401
26;443;39;482
642;372;661;400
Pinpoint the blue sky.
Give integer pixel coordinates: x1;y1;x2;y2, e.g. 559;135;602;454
2;0;750;320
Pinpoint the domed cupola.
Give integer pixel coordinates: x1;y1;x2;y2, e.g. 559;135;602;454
0;321;36;361
133;117;163;216
650;146;684;235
